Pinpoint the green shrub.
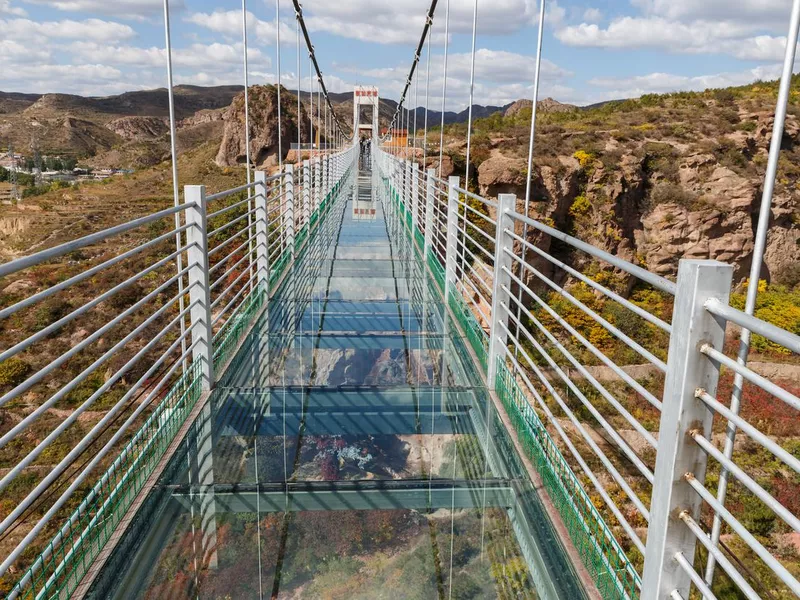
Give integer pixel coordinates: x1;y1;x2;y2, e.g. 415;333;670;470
0;357;31;387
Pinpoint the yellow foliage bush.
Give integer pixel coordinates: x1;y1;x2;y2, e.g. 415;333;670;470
731;283;800;354
569;195;592;218
573;150;594;168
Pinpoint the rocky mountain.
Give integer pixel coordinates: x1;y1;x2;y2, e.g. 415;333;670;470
440;85;800;286
216;85;313;168
105;116;169;140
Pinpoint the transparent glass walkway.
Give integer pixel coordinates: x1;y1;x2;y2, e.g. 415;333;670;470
88;165;587;600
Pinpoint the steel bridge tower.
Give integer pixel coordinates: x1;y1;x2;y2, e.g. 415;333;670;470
353;86;379;140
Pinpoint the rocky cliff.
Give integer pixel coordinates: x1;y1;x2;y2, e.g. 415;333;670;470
459;95;800;287
216;85;312;168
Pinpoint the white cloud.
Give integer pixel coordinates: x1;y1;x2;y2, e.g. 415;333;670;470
633;0;788;26
582;7;602;22
0;38;49;62
300;0;543;45
0;1;26;16
22;0;184;19
587;64;784;100
187;10;294;46
0;17;136;43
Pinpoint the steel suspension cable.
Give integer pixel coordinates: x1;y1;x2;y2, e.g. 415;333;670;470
437;0;450;178
162;0;187;372
242;0;256;294
413;58;420;154
276;0;283;170
291;0;349;139
514;0;546;360
705;0;800;584
423;25;432;165
383;0;438;142
463;0;478;188
296;12;301;157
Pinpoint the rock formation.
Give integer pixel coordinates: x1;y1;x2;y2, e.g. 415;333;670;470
105;116;168;140
216;85;312;168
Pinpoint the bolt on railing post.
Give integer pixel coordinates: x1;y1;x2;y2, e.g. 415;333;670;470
303;159;311;226
641;259;733;600
254;171;270;290
487;193;516;388
183;184;214;391
411;162;419;231
285;164;295;259
424;168;436;259
445;176;460;301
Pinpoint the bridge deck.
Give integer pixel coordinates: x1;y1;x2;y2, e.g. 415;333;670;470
85;165;586;600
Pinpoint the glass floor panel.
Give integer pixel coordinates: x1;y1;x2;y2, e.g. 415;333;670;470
88;166;587;600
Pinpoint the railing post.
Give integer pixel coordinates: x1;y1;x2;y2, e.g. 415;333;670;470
641;259;733;600
323;154;329;201
424;168;436;259
303;159;311;226
314;155;321;211
487;194;516;388
445;176;460;301
284;164;295;259
254;171;269;289
411;162;420;232
405;159;412;212
183;185;214;391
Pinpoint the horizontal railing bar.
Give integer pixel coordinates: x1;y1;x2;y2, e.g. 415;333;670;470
508;211;677;295
0;223;192;321
674;552;718;600
696;389;800;473
0;302;197;488
0;205;187;279
210;246;260;292
0;265;194;409
505;247;668;372
684;473;800;596
205;181;258;203
0;334;201;578
211;266;251;310
208;221;258;258
705;297;800;354
500;341;647;554
0;290;197;448
207;207;258;238
0;244;191;366
679;512;760;600
206;194;255;219
701;345;800;412
212;276;255;327
506;228;672;333
208;234;257;276
691;432;800;533
502;296;657;484
453;185;499;208
502;274;659;453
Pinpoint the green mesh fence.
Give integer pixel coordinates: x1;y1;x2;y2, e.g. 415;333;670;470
212;282;267;371
13;361;204;600
494;359;641;600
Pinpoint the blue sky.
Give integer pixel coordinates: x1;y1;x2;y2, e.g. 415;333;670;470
0;0;796;108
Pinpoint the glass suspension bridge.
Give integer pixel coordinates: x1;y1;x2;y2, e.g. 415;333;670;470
0;0;799;599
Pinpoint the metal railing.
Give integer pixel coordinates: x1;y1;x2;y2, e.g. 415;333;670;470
375;146;800;600
0;144;355;599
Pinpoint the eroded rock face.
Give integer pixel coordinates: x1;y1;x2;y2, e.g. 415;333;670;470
105;116;168;140
216;85;311;168
466;142;798;284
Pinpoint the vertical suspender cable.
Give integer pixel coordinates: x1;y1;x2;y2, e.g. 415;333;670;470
463;0;478;188
309;56;314;156
296;12;301;158
162;0;187;372
276;0;283;170
413;57;420;155
423;24;432;166
242;0;255;294
437;0;450;178
705;0;800;584
514;0;546;359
